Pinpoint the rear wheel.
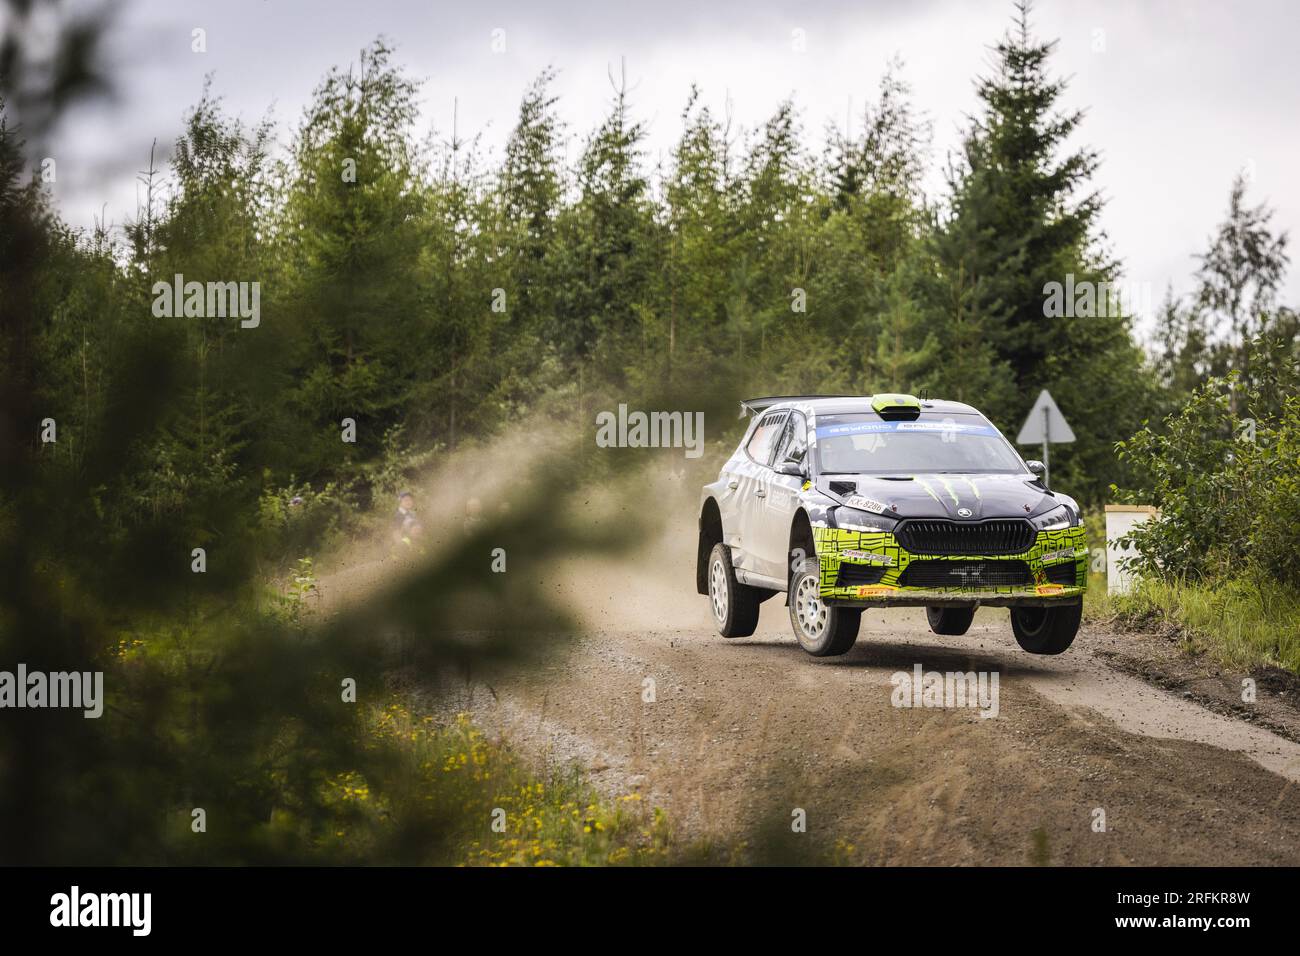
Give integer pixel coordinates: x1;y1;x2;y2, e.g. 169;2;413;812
926;605;976;636
708;543;761;638
788;563;861;657
1010;602;1081;655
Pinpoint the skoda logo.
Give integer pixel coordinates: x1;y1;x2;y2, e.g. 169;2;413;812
957;507;973;518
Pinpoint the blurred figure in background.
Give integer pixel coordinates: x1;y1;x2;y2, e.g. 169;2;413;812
393;491;422;544
463;496;483;534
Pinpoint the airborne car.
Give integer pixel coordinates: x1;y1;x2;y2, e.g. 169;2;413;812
696;394;1087;657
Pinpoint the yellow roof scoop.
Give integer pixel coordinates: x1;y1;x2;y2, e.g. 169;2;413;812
871;394;923;417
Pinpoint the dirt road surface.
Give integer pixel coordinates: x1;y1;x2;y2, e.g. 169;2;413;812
318;458;1300;866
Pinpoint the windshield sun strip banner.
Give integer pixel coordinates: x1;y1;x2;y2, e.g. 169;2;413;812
814;420;1000;438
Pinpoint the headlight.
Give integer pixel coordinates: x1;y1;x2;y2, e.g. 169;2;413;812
1031;504;1077;531
832;507;898;533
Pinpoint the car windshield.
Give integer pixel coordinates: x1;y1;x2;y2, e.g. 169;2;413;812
813;414;1025;475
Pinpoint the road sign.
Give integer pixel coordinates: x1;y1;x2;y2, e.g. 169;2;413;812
1016;389;1075;487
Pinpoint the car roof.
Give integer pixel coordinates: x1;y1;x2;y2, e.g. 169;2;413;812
747;395;984;418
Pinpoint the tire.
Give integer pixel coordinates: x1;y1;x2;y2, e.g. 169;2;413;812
788;562;861;657
1010;602;1081;655
708;543;761;638
926;605;976;636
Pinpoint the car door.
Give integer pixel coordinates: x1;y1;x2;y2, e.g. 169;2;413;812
754;411;808;580
730;410;787;576
714;418;758;557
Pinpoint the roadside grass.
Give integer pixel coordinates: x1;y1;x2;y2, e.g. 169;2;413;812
326;703;857;866
1110;574;1300;675
327;704;679;865
1083;567;1109;619
1081;507;1109;620
109;579;708;865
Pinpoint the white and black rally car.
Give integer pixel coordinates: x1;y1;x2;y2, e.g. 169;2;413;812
697;394;1087;657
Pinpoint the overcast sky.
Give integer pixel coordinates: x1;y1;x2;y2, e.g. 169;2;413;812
37;0;1300;333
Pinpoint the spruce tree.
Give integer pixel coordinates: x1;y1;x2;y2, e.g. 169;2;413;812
1194;173;1292;404
929;0;1151;501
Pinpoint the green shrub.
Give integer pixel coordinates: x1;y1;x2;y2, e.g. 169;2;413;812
1249;395;1300;588
256;477;357;570
1114;340;1300;586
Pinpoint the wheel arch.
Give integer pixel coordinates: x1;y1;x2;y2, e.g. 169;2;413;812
696;497;724;595
786;508;817;604
789;508;816;567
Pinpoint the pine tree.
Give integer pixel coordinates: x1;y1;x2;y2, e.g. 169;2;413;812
550;62;657;370
935;0;1103;385
282;41;427;467
1195;173;1291;405
928;0;1152;501
868;259;940;392
813;65;932;392
1150;289;1210;406
660;85;734;386
483;69;571;415
499;69;564;338
417;101;496;448
733;100;816;376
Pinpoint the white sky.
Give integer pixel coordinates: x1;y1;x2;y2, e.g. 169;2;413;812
38;0;1300;335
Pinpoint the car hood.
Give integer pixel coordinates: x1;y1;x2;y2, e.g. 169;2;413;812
816;473;1058;521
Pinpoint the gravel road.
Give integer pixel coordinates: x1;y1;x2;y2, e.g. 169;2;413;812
319;453;1300;865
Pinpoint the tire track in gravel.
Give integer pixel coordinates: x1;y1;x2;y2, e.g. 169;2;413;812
454;610;1300;864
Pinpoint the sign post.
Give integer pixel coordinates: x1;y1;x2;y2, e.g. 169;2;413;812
1042;404;1050;480
1016;389;1075;487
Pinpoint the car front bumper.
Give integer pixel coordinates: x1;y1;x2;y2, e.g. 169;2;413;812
811;525;1087;608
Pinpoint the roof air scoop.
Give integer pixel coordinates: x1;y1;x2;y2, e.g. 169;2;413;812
871;393;923;420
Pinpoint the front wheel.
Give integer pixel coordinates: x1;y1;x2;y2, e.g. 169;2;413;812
1010;602;1081;655
788;563;861;657
708;543;762;638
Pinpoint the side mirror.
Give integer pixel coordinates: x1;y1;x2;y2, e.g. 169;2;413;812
1025;460;1046;483
775;457;806;478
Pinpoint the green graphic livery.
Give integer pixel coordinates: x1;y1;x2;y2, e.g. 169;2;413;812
811;525;1087;602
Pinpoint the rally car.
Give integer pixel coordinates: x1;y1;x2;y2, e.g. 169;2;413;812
696;394;1086;657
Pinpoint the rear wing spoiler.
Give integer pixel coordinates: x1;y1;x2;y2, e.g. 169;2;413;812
738;395;859;418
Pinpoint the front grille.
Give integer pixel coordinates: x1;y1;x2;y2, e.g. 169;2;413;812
896;519;1035;556
836;563;886;587
898;560;1032;589
1045;561;1080;587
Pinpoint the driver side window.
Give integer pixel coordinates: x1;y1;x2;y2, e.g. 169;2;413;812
778;412;808;465
746;412;788;465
